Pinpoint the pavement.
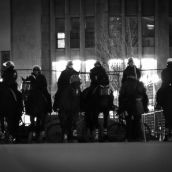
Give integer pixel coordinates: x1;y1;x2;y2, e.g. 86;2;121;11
0;142;172;172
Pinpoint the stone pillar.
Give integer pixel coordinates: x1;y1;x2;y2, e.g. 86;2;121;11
41;0;51;91
121;0;126;69
138;0;142;69
156;0;169;70
65;0;70;59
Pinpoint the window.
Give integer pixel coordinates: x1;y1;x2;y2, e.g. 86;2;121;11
142;0;155;16
109;17;122;46
125;17;138;47
85;16;95;48
70;17;80;48
85;0;95;16
125;0;138;16
142;17;155;47
69;0;80;16
55;0;65;17
55;18;65;49
57;33;65;48
108;0;121;16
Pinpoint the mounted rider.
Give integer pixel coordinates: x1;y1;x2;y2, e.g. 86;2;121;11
1;61;23;141
26;65;52;113
53;60;79;112
1;61;22;106
90;60;109;89
161;58;172;88
1;61;18;93
31;65;52;113
121;57;141;84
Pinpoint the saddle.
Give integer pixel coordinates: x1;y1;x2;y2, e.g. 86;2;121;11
99;85;111;96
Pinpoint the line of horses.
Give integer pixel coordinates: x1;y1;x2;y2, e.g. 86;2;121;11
0;75;118;143
1;73;168;143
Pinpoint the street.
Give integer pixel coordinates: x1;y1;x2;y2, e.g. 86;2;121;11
0;142;172;172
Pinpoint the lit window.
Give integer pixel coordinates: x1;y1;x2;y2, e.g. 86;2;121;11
57;33;65;48
55;18;65;49
142;17;155;47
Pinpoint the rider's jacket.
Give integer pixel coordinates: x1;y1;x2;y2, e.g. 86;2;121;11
121;65;141;84
57;67;79;91
90;66;109;88
161;63;172;87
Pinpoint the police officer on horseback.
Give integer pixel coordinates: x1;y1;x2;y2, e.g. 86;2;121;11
122;57;141;83
53;60;79;112
161;58;172;87
30;65;52;113
90;61;109;89
156;58;172;141
1;61;23;142
2;61;18;92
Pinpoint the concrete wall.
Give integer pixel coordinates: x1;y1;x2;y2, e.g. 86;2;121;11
0;0;10;51
11;0;42;70
156;0;169;69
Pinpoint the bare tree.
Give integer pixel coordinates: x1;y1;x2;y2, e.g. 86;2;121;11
95;16;138;93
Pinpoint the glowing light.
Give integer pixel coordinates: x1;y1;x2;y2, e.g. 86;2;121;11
141;58;157;70
85;59;96;81
20;114;30;126
147;24;154;30
140;58;159;85
113;90;119;99
52;60;67;80
73;59;81;72
57;33;65;39
85;59;96;72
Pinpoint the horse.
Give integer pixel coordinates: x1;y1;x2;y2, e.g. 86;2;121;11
22;78;51;141
0;82;23;143
53;75;81;142
156;85;172;140
81;84;114;141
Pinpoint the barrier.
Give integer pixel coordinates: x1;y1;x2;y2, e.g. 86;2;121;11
142;110;165;142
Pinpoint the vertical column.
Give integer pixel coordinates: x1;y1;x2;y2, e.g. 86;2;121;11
138;0;142;69
121;0;126;69
80;0;86;89
156;0;169;70
41;0;51;91
80;0;85;61
65;0;70;59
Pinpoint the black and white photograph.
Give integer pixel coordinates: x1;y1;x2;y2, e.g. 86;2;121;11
0;0;172;171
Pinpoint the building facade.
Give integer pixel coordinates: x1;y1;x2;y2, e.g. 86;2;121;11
0;0;172;97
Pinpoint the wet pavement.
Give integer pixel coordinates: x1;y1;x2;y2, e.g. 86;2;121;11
0;142;172;172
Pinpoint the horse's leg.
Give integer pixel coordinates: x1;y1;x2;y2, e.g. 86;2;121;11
59;111;66;142
66;113;73;142
85;112;93;141
0;116;5;133
102;110;109;141
103;110;109;129
38;113;47;142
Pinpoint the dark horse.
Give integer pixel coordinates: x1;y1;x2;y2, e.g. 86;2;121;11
156;85;172;140
22;78;50;141
81;85;114;141
0;82;23;142
53;75;81;142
